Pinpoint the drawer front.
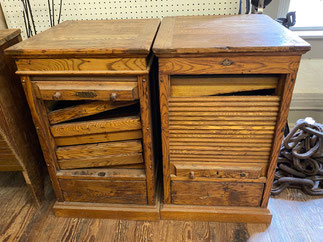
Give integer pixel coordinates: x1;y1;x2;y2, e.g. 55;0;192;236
171;181;264;207
56;140;143;169
59;179;147;204
33;81;138;101
172;162;267;180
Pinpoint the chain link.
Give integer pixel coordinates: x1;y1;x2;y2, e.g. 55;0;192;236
271;119;323;196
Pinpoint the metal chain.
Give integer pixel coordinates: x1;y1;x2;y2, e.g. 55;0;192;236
271;119;323;196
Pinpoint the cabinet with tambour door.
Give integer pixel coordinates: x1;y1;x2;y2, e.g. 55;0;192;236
5;19;161;220
153;14;310;223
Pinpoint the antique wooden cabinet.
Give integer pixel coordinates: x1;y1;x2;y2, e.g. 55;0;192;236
153;15;310;223
6;19;160;219
0;29;44;207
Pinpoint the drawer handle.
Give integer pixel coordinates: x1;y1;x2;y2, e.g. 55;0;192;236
52;92;62;100
240;172;246;177
110;93;117;101
221;59;234;66
189;171;195;179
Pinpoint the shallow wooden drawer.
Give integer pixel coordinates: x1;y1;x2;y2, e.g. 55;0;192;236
58;152;144;169
59;179;147;204
171;181;264;207
33;81;138;101
56;140;143;168
51;115;141;138
170;74;280;97
172;162;266;180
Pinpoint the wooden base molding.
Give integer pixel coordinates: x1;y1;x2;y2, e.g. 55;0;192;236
54;199;272;223
160;204;272;224
53;200;160;221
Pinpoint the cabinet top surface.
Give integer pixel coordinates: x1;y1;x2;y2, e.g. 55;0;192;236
5;19;160;58
0;29;21;47
153;14;311;57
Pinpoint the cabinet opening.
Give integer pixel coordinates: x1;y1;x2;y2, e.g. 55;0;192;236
170;74;282;97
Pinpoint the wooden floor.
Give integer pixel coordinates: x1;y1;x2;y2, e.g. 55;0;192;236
0;171;322;242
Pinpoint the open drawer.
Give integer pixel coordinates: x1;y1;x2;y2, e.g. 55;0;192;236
33;80;138;101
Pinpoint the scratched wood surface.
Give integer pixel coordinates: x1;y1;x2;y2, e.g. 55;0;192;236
0;172;322;241
5;19;161;58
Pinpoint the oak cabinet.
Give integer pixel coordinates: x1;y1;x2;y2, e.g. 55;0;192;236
153;14;310;223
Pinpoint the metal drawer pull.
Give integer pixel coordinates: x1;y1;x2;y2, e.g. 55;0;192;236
189;171;195;179
52;92;62;100
221;59;234;66
75;91;97;98
110;93;117;101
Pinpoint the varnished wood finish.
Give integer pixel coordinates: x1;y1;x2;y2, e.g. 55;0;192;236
138;75;156;205
153;14;310;222
171;181;264;206
58;153;143;169
6;19;160;214
33;81;139;101
50;116;141;137
5;19;161;57
48;101;137;124
171;75;279;97
1;172;322;240
261;74;298;208
153;15;310;56
54;199;160;220
56;140;142;160
160;204;272;223
59;179;147;204
55;130;142;146
0;30;44;207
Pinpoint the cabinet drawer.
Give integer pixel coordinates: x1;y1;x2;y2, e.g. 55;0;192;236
56;140;142;168
59;179;147;204
172;162;266;180
171;181;264;207
33;81;138;101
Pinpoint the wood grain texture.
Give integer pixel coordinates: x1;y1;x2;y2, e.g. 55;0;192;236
173;162;264;179
0;29;21;46
138;75;156;205
22;76;63;201
56;140;142;160
0;31;44;207
16;58;147;72
153;15;310;57
55;130;142;146
171;181;264;207
170;154;270;163
58;152;143;169
48;101;137;124
170;75;278;97
160;204;272;224
34;81;139;101
51;115;141;137
261;74;298;208
59;179;147;204
56;168;146;181
54;201;160;221
1;172;322;239
159;74;171;203
159;56;301;75
5;19;161;57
